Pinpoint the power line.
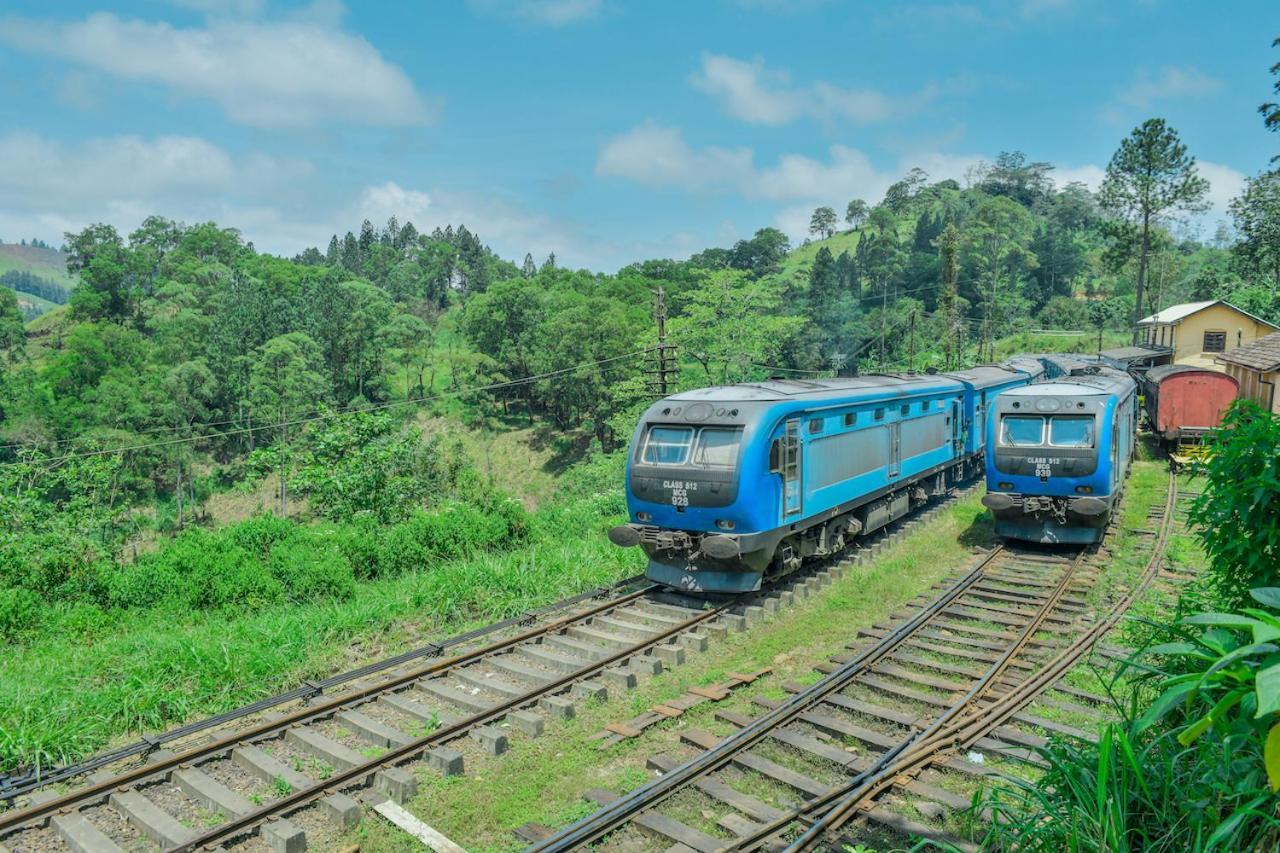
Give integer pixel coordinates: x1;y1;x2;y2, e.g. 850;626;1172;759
0;348;655;469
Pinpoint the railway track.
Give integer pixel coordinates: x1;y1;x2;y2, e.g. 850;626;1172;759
0;575;736;852
530;474;1180;852
0;482;977;853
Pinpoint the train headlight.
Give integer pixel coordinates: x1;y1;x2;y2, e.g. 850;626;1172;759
715;519;735;530
1075;486;1093;494
636;511;652;522
998;482;1014;490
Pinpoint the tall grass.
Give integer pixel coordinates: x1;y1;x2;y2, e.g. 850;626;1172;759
0;465;642;773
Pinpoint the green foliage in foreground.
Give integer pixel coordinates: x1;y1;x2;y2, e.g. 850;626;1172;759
979;589;1280;851
1189;401;1280;609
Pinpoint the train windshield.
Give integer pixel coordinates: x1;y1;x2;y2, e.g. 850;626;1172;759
1049;416;1094;447
1000;415;1045;447
641;426;694;464
693;428;743;468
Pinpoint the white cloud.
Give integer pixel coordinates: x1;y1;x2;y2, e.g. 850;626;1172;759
468;0;602;25
1053;164;1106;191
596;125;754;191
692;53;944;126
1198;161;1246;215
1104;65;1223;121
167;0;267;17
595;124;904;223
0;12;432;128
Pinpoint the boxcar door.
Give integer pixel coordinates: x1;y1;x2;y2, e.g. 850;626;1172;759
889;422;902;478
782;418;802;517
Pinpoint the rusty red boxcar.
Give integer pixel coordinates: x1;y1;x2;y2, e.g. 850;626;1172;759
1140;364;1239;442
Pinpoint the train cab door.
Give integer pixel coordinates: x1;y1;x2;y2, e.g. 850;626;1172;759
950;400;961;452
888;422;902;478
772;418;803;518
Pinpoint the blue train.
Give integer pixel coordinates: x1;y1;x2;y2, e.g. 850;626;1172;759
608;361;1044;593
981;360;1137;544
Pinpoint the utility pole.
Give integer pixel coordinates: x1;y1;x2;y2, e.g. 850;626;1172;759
908;310;917;374
648;287;678;398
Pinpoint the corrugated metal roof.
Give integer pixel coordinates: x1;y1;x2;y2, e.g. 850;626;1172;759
1137;299;1280;329
1137;300;1219;324
1216;331;1280;372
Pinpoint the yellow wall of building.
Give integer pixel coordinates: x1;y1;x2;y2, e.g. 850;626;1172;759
1223;363;1280;414
1140;304;1279;370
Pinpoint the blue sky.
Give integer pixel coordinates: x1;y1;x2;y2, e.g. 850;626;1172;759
0;0;1275;271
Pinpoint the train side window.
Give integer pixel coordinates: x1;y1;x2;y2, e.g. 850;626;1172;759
900;404;910;416
999;415;1044;447
768;438;782;473
874;408;885;421
641;426;694;464
808;418;822;434
844;412;856;427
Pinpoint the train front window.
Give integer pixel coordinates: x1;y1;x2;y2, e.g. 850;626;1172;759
1049;416;1094;447
642;426;694;465
694;428;743;468
1000;415;1044;447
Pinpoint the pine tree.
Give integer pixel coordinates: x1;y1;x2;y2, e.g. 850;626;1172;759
1099;119;1209;342
383;215;400;247
326;235;340;265
541;252;557;273
358;219;377;260
522;253;537;277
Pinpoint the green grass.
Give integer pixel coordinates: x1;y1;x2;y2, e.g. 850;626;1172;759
0;495;645;774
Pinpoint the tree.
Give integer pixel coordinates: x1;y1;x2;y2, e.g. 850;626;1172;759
521;253;537;277
0;287;25;365
807;246;840;329
962;196;1038;360
727;228;790;277
845;199;869;228
934;222;963;368
1229;170;1280;287
809;207;838;239
248;333;330;515
668;270;805;384
161;360;217;527
1098;119;1210;342
541;252;557;273
979;151;1055;207
1262;36;1279;148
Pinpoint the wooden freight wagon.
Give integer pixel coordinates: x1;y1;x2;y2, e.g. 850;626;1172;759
1140;364;1239;443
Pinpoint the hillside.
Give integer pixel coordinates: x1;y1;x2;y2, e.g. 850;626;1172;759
0;243;74;319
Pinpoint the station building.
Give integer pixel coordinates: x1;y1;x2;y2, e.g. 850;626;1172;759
1216;331;1280;415
1137;300;1279;370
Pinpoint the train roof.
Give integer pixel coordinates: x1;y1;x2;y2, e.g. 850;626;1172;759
1099;345;1172;366
665;374;962;403
939;364;1033;389
1000;370;1135;398
1144;364;1239;384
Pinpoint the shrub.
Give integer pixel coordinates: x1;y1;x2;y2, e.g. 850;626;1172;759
1190;401;1280;608
979;588;1280;849
266;540;355;603
0;587;41;641
228;513;298;558
334;517;387;580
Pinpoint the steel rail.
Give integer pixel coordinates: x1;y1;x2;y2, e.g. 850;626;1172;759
526;545;1007;853
0;582;660;835
773;541;1092;851
0;574;650;803
172;591;738;852
774;474;1178;851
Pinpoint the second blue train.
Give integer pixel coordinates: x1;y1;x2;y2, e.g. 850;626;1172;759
608;359;1046;593
981;358;1137;544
